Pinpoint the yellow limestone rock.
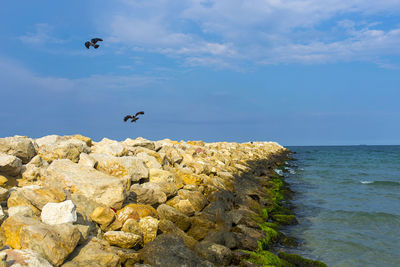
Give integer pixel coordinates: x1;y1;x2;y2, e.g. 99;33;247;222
90;206;115;226
139;216;159;245
117;204;157;221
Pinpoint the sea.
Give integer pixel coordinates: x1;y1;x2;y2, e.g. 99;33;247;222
281;145;400;267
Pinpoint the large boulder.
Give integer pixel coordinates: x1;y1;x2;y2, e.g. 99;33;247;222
43;159;127;209
123;137;155;150
139;234;214;267
36;138;90;163
2;215;81;266
91;138;127;157
0;153;22;176
0;136;37;164
90;153;148;182
62;237;121;267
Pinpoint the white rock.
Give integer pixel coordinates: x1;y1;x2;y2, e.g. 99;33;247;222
0;206;4;221
41;200;77;225
78;153;97;168
0;135;37;164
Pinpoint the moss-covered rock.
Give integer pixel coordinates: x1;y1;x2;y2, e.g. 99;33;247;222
272;214;298;225
247;250;286;266
278;252;327;267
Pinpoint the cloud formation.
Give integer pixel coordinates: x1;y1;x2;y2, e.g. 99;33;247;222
101;0;400;67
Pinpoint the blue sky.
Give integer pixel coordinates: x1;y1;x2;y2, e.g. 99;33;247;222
1;0;400;145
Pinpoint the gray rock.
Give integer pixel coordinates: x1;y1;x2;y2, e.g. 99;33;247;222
139;234;215;267
0;136;37;164
194;241;233;266
0;153;22;176
130;183;167;206
156;204;191;231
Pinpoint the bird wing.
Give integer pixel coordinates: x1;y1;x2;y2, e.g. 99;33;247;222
84;41;91;49
91;38;103;44
131;117;139;122
135;111;145;116
124;115;132;122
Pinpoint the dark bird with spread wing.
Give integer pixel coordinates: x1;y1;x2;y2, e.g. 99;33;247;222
85;38;103;49
124;111;145;123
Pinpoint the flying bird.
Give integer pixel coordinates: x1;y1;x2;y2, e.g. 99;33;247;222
85;38;103;49
124;111;145;123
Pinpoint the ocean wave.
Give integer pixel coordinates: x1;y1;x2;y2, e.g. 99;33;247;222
360;180;400;187
274;169;283;176
284;167;296;174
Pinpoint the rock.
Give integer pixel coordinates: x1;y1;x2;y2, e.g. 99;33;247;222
203;230;237;249
7;189;41;216
149;169;175;184
2;249;52;267
2;215;81;266
90;153;148;182
90;206;115;226
194;241;232;266
272;214;298;225
7;206;35;217
123;137;155;150
139;234;214;267
21;155;49;182
137;154;162;170
165;148;183;165
37;138;90;163
173;168;204;186
76;224;91;245
41;200;77;225
20;223;81;266
43;159;127;209
278;252;327;267
129;183;167;206
177;189;208;211
62;237;121;267
0;187;9;202
20;186;66;210
91;138;127;157
0;153;22;176
0;136;37;164
78;153;97;168
187;215;215;241
103;231;142;249
166;197;195;216
157;204;191;231
116;205;141;225
0;175;7;187
139;216;159;245
158;219;198;249
121;218;143;236
0;206;4;222
118;204;157;220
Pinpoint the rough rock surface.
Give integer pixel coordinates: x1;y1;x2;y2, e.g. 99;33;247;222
0;134;292;267
41;200;77;225
43;159;126;209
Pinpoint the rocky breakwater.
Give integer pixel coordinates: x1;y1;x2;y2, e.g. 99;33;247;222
0;134;321;267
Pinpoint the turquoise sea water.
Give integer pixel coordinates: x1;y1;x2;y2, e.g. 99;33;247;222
283;146;400;267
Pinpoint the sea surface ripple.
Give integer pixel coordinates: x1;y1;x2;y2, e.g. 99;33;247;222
283;145;400;267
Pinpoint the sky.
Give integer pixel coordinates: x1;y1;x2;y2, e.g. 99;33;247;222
1;0;400;146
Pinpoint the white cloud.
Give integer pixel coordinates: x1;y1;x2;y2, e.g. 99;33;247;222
99;0;400;68
18;23;65;45
0;57;162;94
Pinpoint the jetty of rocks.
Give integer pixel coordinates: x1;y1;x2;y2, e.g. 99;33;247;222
0;134;323;267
